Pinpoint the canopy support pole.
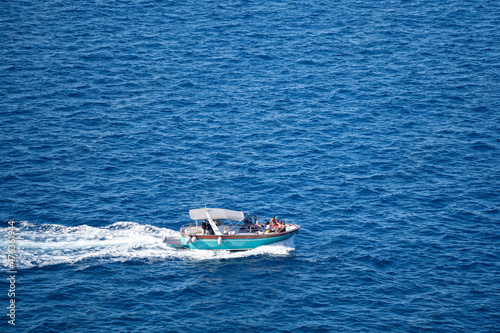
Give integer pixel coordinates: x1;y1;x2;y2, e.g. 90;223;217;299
205;207;222;235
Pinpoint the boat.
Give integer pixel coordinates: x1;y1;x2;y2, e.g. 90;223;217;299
164;208;300;251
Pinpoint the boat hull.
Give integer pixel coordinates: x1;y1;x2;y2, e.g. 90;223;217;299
165;228;299;251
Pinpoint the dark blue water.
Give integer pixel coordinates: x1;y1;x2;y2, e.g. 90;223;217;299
1;0;500;331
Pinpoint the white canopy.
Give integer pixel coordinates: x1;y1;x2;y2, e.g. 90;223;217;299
189;208;244;221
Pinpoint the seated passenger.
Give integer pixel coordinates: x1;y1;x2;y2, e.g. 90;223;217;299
270;220;278;233
265;222;271;233
255;220;263;231
277;221;286;233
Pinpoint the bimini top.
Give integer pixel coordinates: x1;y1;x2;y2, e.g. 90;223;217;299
189;208;244;221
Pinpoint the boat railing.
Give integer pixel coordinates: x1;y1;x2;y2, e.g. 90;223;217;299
181;217;298;236
248;217;299;233
181;224;203;236
181;222;244;236
259;217;297;225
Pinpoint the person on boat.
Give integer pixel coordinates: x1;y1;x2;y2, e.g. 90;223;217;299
269;219;278;233
254;222;261;231
207;221;214;235
274;221;280;232
244;213;252;226
202;219;208;235
274;218;280;231
277;221;286;233
254;216;263;231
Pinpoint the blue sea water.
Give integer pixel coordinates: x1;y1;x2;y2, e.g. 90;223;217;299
1;0;500;331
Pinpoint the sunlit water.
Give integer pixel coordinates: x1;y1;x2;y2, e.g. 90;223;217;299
1;0;499;331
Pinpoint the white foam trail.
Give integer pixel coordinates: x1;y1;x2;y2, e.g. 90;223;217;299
0;221;295;269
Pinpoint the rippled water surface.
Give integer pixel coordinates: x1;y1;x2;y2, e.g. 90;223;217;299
1;0;500;332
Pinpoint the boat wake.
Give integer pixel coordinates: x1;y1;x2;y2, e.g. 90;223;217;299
0;221;295;269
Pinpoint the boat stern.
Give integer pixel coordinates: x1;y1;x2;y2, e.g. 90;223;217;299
164;236;189;249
